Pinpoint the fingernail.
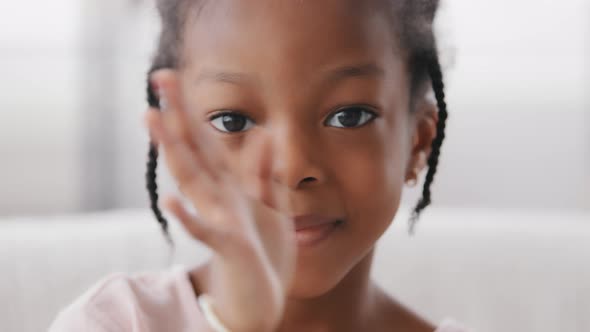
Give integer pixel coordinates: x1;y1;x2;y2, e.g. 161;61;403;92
159;89;168;111
150;80;160;94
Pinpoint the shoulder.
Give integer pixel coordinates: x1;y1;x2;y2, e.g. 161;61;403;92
49;271;135;331
49;265;202;332
372;284;436;332
372;284;473;332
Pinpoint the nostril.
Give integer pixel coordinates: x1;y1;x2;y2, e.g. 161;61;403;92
302;177;316;183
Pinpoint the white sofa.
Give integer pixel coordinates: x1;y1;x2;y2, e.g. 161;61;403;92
1;207;589;332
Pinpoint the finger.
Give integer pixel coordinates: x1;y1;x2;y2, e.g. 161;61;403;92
151;70;210;168
145;109;174;147
145;109;219;208
152;70;229;178
151;70;192;140
257;138;274;207
268;160;291;216
151;70;183;116
144;108;162;145
163;195;221;249
256;135;290;214
197;127;232;175
152;70;205;158
238;134;268;204
160;98;221;180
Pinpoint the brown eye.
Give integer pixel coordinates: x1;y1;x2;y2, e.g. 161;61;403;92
325;106;377;128
209;112;255;133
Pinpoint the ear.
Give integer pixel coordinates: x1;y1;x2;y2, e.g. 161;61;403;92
406;90;438;181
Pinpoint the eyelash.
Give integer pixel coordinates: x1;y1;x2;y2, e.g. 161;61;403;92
208;110;255;134
208;105;379;134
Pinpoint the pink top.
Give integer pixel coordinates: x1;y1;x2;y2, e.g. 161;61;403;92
49;265;471;332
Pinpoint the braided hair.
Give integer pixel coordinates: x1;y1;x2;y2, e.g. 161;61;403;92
145;0;448;242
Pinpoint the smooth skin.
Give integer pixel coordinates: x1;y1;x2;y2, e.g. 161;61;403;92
145;0;438;331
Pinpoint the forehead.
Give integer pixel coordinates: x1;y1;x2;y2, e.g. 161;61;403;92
181;0;403;77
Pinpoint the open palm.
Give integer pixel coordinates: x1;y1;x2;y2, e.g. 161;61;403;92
145;70;296;332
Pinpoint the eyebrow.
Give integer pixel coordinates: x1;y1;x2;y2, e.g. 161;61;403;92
194;70;255;86
323;62;385;84
193;62;385;87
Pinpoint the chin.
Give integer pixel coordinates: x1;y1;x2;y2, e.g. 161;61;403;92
287;272;341;299
286;253;357;299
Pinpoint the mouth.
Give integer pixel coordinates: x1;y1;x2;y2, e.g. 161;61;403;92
293;216;344;247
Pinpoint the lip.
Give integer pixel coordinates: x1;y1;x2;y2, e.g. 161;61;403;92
293;214;339;231
292;214;342;247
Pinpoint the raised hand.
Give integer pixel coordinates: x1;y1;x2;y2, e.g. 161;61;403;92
145;70;296;332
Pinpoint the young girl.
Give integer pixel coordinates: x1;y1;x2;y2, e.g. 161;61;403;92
50;0;470;331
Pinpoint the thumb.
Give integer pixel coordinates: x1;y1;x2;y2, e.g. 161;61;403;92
163;195;224;251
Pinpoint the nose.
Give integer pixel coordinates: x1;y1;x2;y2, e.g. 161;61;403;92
271;125;326;190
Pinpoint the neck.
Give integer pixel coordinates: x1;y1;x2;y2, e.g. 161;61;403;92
277;249;378;332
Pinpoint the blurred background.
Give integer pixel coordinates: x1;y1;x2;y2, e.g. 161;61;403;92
1;0;588;216
1;1;589;332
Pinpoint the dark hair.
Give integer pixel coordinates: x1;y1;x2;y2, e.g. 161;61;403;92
145;0;448;242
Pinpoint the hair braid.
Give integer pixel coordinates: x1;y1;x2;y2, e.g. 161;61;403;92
146;68;174;247
408;52;448;235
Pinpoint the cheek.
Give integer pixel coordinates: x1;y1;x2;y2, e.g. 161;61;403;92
331;117;409;240
342;149;404;231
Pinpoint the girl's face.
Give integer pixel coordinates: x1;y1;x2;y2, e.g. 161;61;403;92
176;0;434;298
